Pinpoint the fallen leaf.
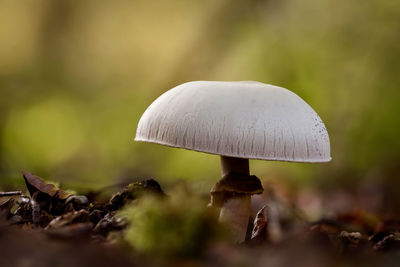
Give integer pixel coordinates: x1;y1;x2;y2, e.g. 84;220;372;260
22;171;71;200
373;233;400;252
93;212;126;236
251;205;268;242
46;209;90;230
108;179;165;211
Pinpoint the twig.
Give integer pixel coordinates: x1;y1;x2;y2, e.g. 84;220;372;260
0;191;22;197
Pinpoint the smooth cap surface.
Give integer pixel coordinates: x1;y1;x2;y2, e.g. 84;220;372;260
135;81;331;162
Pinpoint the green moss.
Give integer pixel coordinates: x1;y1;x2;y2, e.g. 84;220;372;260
120;187;221;257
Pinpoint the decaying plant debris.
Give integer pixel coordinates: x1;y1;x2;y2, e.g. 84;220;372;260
3;171;165;236
1;171;400;267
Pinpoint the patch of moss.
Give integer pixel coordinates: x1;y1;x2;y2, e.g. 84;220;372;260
121;187;221;257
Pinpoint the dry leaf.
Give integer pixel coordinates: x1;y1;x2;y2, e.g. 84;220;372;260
251;205;268;242
22;171;71;200
46;209;90;230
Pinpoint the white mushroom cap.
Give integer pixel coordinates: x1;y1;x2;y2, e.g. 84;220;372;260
135;81;331;162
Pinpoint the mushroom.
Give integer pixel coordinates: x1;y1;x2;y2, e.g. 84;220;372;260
135;81;331;242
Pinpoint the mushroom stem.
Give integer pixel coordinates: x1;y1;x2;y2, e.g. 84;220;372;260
219;156;251;242
221;156;250;177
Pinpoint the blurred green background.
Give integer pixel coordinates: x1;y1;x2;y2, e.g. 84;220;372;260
0;0;399;194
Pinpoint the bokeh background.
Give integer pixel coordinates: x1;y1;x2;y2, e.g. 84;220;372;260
0;0;399;213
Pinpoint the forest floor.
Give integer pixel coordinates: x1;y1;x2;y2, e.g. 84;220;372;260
1;171;400;267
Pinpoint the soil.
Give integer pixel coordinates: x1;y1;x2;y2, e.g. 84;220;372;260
1;171;400;267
